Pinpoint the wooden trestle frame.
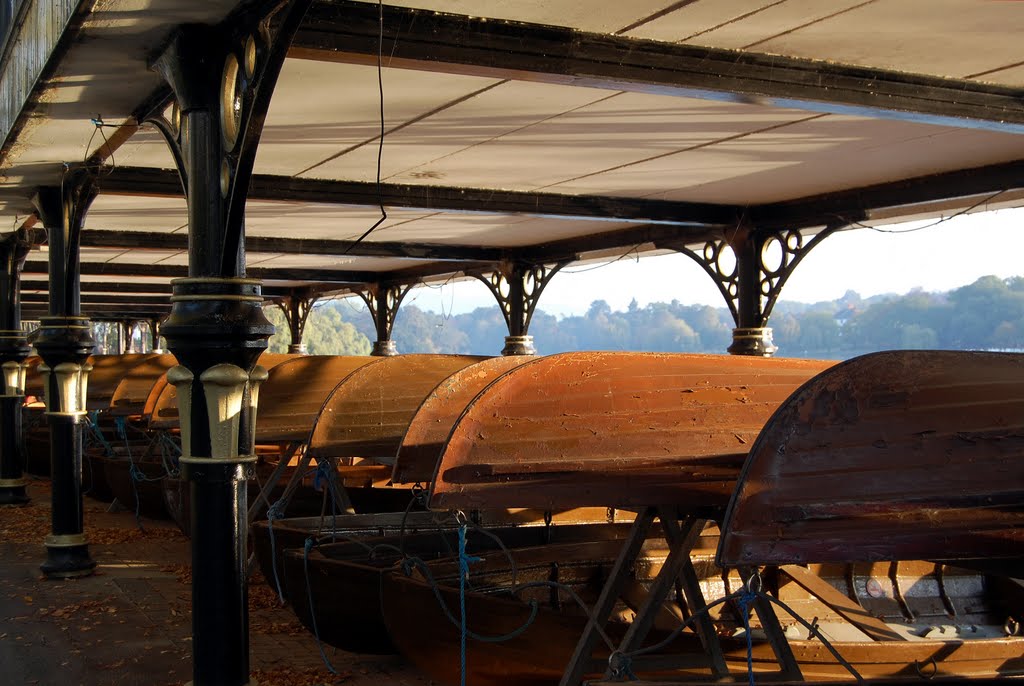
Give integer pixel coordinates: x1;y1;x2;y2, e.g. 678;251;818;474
559;506;802;686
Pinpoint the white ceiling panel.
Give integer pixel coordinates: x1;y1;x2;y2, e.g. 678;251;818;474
110;128;179;170
243;200;432;240
631;0;1024;85
258;60;503;177
379;95;812;192
637;118;1024;205
746;0;1024;82
86;193;186;232
251;253;415;271
627;0;823;44
358;212;636;248
384;0;676;33
104;249;185;264
305;79;613;184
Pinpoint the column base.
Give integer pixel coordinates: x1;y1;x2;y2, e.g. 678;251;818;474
502;335;536;356
371;339;398;356
286;343;308;354
728;327;777;357
41;541;96;579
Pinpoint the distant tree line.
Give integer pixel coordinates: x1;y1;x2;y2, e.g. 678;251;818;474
264;275;1024;359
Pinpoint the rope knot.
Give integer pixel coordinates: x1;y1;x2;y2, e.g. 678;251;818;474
266;500;286;521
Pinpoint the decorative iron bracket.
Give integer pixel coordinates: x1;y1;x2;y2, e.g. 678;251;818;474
474;260;568;355
151;0;313;277
357;282;413;356
662;222;839;355
276;290;318;354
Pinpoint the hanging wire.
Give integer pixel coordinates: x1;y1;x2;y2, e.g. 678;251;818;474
837;189;1008;234
342;0;388;254
560;244;643;274
85;115;118;174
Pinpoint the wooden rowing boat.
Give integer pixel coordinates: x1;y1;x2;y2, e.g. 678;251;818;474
307;354;487;461
429;352;832;512
285;522;637;655
393;355;534;485
718;350;1024;570
382;535;1024;685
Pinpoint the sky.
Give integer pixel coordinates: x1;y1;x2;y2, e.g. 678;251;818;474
397;206;1024;318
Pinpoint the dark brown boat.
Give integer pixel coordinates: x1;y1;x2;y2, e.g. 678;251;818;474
104;453;172;520
428;351;832;512
717;350;1024;570
383;535;1024;685
286;522;637;655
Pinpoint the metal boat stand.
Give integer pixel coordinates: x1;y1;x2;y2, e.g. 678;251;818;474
559;506;803;685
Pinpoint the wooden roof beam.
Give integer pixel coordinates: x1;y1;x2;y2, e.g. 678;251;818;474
751;159;1024;230
294;0;1024;134
96;165;738;228
78;229;508;262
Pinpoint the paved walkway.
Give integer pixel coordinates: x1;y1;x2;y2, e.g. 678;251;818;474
0;479;431;686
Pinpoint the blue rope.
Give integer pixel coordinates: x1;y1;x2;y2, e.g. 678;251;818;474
738;589;758;686
128;461;146;532
266;500;287;603
158;432;181;477
458;523;482;686
114;415;128;443
86;410;114;457
304;537;338;675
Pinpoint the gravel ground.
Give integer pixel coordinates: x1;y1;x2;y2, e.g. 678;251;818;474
0;479;433;686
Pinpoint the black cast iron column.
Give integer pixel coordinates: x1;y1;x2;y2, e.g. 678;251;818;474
0;229;33;506
150;317;163;352
358;282;410;356
30;171;97;578
152;4;309;683
475;260;565;356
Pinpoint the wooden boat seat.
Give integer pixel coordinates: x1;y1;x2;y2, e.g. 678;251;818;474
717;350;1024;568
428;351;832;512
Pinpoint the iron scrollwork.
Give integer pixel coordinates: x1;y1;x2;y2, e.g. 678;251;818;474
358;282;413;355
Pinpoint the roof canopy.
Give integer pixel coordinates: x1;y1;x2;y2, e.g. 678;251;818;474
2;0;1023;317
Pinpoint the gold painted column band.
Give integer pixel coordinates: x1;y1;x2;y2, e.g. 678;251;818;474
247;365;268;454
201;364;249;459
169;294;262;303
1;360;26;396
45;533;88;547
179;454;258;466
41;362;93;415
167;365;194;459
731;327;774;340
